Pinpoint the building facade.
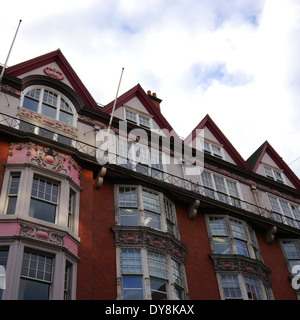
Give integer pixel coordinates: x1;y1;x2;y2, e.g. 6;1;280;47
0;50;299;300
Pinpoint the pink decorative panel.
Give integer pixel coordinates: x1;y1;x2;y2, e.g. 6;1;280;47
8;142;81;186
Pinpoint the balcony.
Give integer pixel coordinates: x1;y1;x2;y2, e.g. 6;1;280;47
0;111;299;232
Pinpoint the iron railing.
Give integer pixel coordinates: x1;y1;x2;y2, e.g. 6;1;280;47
0;111;299;231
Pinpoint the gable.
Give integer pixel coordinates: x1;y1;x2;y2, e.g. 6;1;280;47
101;84;181;141
247;141;300;190
5;49;98;110
184;114;249;169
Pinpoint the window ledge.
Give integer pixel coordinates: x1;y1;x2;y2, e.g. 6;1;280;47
17;106;78;138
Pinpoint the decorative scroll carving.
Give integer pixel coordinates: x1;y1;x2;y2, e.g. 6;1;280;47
20;222;64;246
112;226;186;262
210;254;272;286
8;142;81;183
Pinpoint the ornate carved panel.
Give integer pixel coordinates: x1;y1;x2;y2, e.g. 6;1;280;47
112;226;186;262
210;254;272;286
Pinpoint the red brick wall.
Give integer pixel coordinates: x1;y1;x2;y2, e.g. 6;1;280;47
0;140;10;194
177;207;220;299
76;171;116;300
256;232;297;300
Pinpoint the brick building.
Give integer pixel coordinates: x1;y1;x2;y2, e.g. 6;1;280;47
0;50;299;300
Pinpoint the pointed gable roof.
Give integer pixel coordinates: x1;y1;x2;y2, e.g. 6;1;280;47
247;141;300;190
184;114;250;169
5;49;99;109
101;83;180;140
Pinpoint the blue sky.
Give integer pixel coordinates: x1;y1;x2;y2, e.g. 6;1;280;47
1;0;300;178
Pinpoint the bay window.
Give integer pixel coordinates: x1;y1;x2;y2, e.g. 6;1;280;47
207;215;261;260
0;164;80;233
118;247;187;300
116;185;179;237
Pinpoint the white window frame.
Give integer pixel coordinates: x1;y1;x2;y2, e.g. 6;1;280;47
205;215;262;261
200;170;243;207
124;106;152;130
263;164;285;184
117;137;166;179
201;139;224;159
115;185;180;238
0;164;81;234
20;86;77;127
268;195;300;229
0;241;77;300
217;273;273;300
116;247;187;300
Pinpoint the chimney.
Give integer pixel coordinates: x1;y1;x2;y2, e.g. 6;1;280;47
147;90;162;112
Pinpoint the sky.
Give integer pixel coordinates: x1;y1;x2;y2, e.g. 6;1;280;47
1;0;300;178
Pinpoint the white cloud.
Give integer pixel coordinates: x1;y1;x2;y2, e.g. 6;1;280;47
1;0;299;177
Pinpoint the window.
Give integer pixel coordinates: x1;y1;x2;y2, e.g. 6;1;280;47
268;195;300;228
0;249;8;300
117;139;164;179
64;261;73;300
22;87;75;125
29;176;59;223
118;247;186;300
143;190;161;230
203;141;223;158
207;215;260;259
201;171;241;208
119;187;139;226
281;240;300;274
121;249;143;300
172;258;185;299
264;166;284;183
125;108;151;129
20;87;76;147
18;250;53;300
5;174;20;215
219;274;269;300
117;186;178;236
1;165;80;233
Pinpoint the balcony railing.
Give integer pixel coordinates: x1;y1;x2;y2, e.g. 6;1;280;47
0;111;299;231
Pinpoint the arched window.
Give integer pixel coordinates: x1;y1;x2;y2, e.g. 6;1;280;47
22;86;76;126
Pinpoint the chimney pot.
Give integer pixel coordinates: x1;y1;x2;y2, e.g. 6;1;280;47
153;92;157;97
147;90;151;95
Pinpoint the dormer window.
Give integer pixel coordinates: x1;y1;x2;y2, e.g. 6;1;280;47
263;166;284;183
22;87;75;126
203;141;223;159
125;107;151;129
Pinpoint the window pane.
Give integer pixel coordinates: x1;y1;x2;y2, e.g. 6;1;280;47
29;198;56;223
0;250;8;300
6;197;17;215
23;96;39;112
120;209;138;226
221;275;242;299
148;251;167;279
122;249;142;274
123;276;143;300
229;219;247;240
212;237;231;254
234;239;249;257
143;190;160;213
209;217;228;236
59;110;73;125
18;279;50;300
244;277;263;300
41;103;56;119
150;278;167;300
119;187;137;207
144;211;160;229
